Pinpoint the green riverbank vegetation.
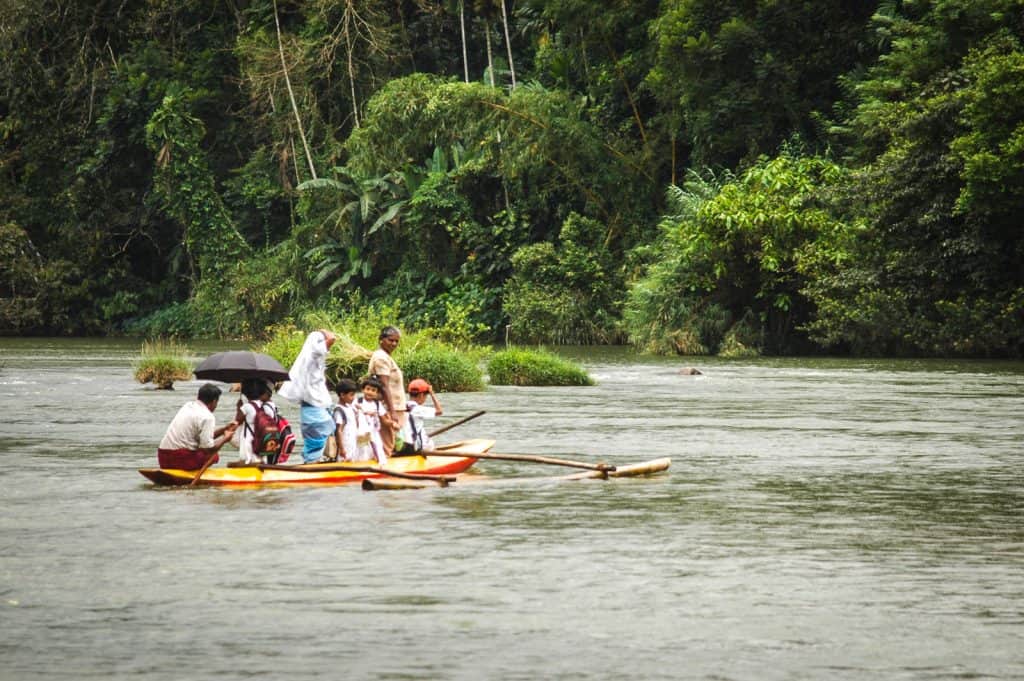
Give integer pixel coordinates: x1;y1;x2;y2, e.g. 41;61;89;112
487;348;594;387
2;1;1022;358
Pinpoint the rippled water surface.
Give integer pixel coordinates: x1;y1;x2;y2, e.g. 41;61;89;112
1;338;1022;680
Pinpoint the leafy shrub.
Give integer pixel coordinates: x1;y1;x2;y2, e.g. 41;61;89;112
133;339;193;389
399;344;485;392
718;310;763;358
625;157;847;355
125;301;197;338
504;213;624;345
487;348;594;386
624;286;728;355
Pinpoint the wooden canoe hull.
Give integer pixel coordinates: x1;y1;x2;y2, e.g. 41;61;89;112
139;438;493;487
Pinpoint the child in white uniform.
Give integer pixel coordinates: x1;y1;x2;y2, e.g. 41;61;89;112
353;376;392;465
233;379;285;465
232;379;262;464
329;379;358;462
398;378;443;454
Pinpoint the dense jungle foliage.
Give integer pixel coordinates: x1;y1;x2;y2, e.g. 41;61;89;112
1;0;1022;357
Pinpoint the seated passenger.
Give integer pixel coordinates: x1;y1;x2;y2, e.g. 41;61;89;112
397;378;443;454
157;383;238;470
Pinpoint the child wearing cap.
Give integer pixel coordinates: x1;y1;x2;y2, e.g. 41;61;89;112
397;378;443;454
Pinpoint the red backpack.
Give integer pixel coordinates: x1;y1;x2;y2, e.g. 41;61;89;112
250;401;293;457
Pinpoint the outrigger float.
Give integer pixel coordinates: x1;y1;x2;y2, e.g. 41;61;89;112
138;438;671;489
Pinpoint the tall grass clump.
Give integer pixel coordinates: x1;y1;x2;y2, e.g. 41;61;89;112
133;339;193;389
400;344;485;392
487;348;595;386
259;322;372;387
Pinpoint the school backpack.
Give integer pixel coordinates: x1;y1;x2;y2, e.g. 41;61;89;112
277;415;295;463
250;401;293;459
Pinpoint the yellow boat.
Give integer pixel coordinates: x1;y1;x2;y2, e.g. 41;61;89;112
138;438;493;487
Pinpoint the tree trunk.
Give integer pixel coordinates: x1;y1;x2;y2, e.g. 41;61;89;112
484;20;495;88
500;0;515;89
273;0;317;180
344;1;360;128
459;1;470;83
483;19;510;213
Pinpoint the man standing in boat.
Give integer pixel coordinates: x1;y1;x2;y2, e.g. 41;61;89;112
368;326;406;456
157;383;238;470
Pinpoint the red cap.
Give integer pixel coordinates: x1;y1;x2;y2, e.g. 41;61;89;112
408;378;431;394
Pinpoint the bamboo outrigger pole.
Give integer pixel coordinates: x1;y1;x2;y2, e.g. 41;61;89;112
422;450;616;472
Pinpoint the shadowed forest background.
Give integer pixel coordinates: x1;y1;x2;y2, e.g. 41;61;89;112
1;0;1022;357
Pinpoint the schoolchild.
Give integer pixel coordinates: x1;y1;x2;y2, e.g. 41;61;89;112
353;376;392;465
232;379;264;465
234;379;291;465
397;378;443;454
326;378;359;463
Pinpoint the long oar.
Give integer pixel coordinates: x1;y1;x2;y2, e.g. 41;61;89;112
189;452;219;487
428;410;485;438
425;450;615;472
256;462;455;485
362;458;671;491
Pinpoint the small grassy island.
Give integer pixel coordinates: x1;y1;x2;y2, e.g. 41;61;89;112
133;339;192;390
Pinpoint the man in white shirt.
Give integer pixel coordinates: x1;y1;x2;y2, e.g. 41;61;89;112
157;383;238;470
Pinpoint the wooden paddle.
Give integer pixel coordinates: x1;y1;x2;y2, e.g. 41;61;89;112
421;450;616;472
427;410;485;438
189;452;219;487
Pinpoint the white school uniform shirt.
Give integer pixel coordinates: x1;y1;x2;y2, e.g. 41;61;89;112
231;401;259;464
402;402;438;452
332;402;358;461
354;397;387;464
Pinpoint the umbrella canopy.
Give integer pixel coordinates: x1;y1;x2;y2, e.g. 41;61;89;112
193;351;290;383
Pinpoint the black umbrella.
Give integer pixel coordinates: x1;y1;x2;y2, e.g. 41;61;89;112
193;351;290;383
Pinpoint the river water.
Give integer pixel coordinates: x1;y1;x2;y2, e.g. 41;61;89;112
0;338;1021;680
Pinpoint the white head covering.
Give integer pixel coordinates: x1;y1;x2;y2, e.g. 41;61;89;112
278;331;332;408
